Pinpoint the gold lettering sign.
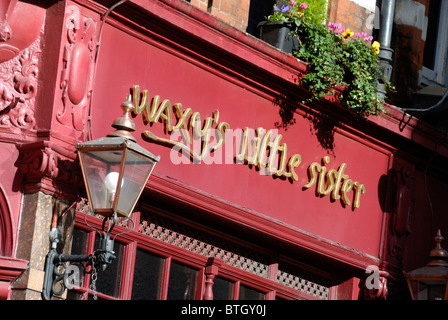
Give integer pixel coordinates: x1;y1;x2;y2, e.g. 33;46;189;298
304;156;365;209
131;85;365;210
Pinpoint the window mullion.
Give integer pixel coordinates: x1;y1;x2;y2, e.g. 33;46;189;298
233;280;240;300
203;257;223;300
160;256;172;300
119;241;137;300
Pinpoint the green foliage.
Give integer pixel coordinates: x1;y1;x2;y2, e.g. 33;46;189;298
303;0;328;25
266;1;386;119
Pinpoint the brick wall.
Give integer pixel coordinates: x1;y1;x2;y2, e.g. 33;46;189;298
328;0;376;34
190;0;377;36
190;0;252;31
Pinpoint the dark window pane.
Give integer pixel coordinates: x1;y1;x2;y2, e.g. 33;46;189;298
66;229;89;299
131;249;165;300
167;261;198;300
423;0;441;69
213;276;234;300
66;290;83;300
239;284;264;300
93;237;124;298
70;228;89;255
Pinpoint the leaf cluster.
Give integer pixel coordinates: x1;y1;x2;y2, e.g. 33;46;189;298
292;20;385;118
266;1;387;119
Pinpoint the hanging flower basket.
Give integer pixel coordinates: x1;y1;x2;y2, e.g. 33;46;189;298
258;0;390;119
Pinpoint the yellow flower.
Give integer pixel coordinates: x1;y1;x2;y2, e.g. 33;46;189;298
371;41;380;54
298;12;304;17
342;29;354;40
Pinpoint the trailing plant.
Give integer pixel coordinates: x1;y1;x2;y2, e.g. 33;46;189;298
266;1;386;119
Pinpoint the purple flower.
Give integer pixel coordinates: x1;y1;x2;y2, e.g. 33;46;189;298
281;4;290;12
274;4;290;12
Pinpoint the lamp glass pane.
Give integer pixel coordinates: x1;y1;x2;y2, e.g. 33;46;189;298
79;150;123;212
410;279;448;300
115;149;155;216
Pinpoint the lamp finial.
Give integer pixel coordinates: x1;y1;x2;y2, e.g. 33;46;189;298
428;229;448;266
107;95;137;142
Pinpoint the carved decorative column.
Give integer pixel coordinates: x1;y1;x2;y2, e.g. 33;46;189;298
17;141;83;196
379;158;415;299
388;163;414;263
56;3;98;135
203;258;223;300
0;0;99;300
11;141;83;299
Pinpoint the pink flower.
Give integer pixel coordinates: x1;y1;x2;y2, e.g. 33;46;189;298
352;32;374;42
327;22;342;33
291;0;297;7
299;2;307;9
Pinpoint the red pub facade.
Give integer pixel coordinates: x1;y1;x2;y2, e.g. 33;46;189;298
1;0;448;300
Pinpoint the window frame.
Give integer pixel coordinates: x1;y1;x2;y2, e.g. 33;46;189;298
421;0;448;86
70;209;331;300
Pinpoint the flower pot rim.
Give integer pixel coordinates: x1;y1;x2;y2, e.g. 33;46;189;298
257;20;293;27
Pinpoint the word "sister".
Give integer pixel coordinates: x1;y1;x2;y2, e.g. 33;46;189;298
304;156;365;209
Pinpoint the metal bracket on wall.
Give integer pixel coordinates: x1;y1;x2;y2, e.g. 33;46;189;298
41;212;118;300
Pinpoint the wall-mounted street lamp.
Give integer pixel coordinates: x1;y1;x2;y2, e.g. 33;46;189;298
403;229;448;300
42;96;160;300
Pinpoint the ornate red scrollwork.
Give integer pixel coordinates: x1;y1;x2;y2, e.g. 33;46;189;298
0;45;40;131
57;4;97;132
17;141;83;194
0;0;17;43
0;1;44;63
0;1;44;132
359;268;389;300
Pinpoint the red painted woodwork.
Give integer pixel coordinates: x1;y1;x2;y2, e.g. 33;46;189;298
1;0;447;300
0;256;28;299
204;258;222;300
78;2;448;300
0;187;13;257
57;3;98;134
89;20;387;259
0;143;26;256
0;1;44;63
68;43;91;105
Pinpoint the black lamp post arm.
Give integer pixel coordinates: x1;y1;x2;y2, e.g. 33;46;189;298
42;249;92;300
41;213;118;300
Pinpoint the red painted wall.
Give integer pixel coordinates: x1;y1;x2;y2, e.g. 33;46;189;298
89;20;389;259
2;0;447;300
